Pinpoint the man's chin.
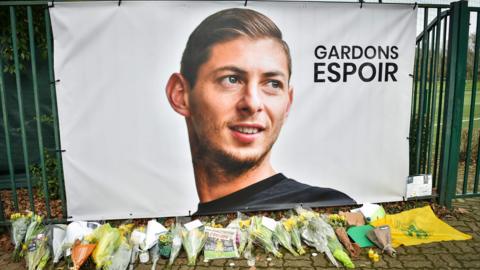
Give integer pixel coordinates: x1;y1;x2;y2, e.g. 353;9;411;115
213;149;268;176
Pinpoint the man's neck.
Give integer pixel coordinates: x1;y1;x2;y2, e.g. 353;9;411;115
193;157;276;203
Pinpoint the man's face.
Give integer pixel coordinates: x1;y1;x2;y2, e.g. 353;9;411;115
186;37;293;170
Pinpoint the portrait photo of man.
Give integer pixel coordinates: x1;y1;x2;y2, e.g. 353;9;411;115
166;8;356;215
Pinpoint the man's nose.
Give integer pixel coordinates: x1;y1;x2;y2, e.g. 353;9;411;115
237;82;263;115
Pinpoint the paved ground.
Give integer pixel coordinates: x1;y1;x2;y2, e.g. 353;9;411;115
0;197;478;269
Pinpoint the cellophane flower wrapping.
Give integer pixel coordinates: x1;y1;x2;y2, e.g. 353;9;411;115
181;223;206;266
327;236;355;269
26;230;50;270
226;212;250;255
128;226;146;268
250;216;282;258
71;239;96;270
275;219;299;256
107;223;133;270
158;231;173;259
243;220;256;267
149;243;160;270
49;224;67;264
23;214;44;258
295;206;337;266
283;216;306;255
90;224;122;269
10;212;30;261
109;242;132;270
322;215;354;268
168;222;183;266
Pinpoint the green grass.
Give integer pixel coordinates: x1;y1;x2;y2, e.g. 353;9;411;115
413;80;480;130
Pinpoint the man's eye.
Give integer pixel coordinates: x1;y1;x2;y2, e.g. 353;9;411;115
223;75;239;85
266;80;283;90
269;80;280;88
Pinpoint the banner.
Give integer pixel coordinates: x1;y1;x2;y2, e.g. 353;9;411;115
50;1;416;220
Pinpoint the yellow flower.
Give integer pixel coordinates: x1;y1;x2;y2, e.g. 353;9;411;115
239;219;251;229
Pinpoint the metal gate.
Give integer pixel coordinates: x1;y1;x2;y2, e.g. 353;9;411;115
411;0;480;208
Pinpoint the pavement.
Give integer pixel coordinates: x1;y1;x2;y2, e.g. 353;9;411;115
0;197;479;269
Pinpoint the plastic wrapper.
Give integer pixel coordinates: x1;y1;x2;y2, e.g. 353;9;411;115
168;222;183;266
149;243;160;270
10;213;30;261
158;231;172;258
282;216;306;255
226;212;250;255
47;224;67;264
145;219;168;250
25;230;50;270
109;242;132;270
326;230;355;268
181;222;207;266
274;221;298;256
128;226;146;269
91;224;122;269
250;216;282;258
71;239;96;270
23;214;45;261
295;206;336;266
243;225;255;267
204;226;239;260
64;221;100;257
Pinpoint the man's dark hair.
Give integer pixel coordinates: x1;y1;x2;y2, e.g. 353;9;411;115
180;8;292;88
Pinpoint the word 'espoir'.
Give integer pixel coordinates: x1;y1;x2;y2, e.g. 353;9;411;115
314;45;399;83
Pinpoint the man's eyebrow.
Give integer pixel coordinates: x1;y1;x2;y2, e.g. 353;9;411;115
263;71;287;79
213;66;288;80
212;66;247;75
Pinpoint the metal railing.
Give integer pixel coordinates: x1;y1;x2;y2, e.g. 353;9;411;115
0;0;478;227
412;0;480;207
0;3;66;225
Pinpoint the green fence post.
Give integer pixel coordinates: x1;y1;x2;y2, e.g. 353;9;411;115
438;0;469;207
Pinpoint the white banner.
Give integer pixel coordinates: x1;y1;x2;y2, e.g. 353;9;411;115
50;1;416;220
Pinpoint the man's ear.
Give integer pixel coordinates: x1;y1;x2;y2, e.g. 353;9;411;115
285;86;294;118
165;73;190;117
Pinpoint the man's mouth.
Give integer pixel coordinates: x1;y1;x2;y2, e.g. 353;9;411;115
229;124;265;143
232;126;261;134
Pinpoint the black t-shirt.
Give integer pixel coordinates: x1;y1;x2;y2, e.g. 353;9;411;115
194;173;356;216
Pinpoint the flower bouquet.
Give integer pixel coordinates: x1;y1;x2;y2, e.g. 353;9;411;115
48;224;67;264
71;239;95;270
110;241;132;270
23;213;44;257
149;243;160;270
10;212;30;261
158;231;173;259
181;221;207;266
129;225;146;268
322;215;354;268
282;216;306;255
250;216;282;258
326;233;355;269
328;213;361;258
25;230;50;270
90;224;122;269
168;221;183;266
295;206;336;266
274;220;298;256
226;212;250;255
